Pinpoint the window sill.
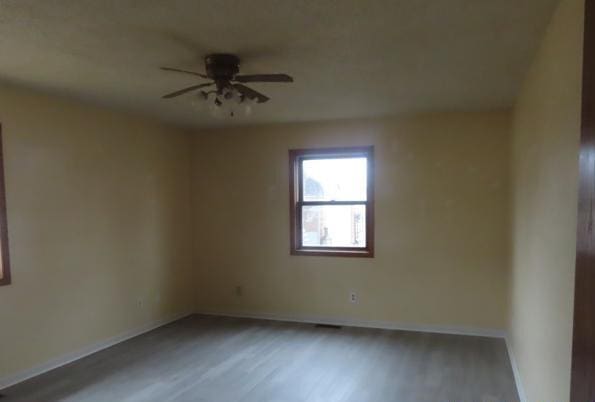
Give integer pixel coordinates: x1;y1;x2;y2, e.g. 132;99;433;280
291;248;374;258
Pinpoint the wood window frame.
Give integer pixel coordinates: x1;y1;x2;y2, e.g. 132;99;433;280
0;125;10;286
289;146;374;258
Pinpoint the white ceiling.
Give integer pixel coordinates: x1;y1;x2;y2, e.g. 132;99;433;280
0;0;558;128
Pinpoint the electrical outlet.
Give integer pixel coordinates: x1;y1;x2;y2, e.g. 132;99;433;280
155;292;161;304
350;292;357;304
137;298;144;308
235;286;243;296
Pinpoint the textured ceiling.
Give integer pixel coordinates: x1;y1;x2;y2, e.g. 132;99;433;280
0;0;558;128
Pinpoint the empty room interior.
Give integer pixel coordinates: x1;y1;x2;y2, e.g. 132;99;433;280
0;0;593;401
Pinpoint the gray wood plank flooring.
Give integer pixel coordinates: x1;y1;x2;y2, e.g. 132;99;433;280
1;315;519;402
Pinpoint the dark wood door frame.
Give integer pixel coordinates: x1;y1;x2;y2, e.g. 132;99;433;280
571;0;595;400
0;125;10;287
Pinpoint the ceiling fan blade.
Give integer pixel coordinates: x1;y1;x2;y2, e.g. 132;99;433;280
160;67;208;79
234;74;293;83
162;83;213;99
233;84;270;103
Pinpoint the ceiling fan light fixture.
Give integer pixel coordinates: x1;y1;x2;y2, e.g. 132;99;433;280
161;53;293;118
199;87;256;118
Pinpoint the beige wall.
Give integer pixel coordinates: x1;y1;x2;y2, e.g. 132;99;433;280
509;0;583;400
193;112;511;331
0;85;195;381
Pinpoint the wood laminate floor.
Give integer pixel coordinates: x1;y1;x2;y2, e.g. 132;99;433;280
1;315;519;402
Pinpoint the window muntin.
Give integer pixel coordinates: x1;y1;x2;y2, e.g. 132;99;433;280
289;147;374;257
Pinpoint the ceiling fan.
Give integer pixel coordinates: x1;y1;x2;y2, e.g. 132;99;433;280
161;54;293;117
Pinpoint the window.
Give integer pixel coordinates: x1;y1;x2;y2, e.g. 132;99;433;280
0;125;10;286
289;146;374;257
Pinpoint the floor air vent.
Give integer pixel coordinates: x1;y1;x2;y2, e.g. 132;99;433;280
315;324;343;329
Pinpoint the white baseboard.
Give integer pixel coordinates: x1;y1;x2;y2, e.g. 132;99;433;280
196;310;507;339
505;336;527;402
0;311;193;391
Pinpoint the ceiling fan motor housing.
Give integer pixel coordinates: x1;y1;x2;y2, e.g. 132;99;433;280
205;54;240;81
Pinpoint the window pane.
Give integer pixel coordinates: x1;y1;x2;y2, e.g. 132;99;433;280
302;157;367;201
301;205;366;248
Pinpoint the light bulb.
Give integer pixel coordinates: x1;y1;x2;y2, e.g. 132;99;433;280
190;92;208;111
232;89;243;104
208;101;226;119
222;100;235;117
243;102;253;116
